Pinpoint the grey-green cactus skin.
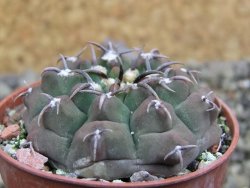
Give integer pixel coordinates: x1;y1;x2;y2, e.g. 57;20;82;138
22;42;222;180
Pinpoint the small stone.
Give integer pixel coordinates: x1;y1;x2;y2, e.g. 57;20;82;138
42;165;50;172
99;179;109;182
130;171;159;182
65;173;77;178
198;160;213;169
7;105;25;123
201;151;217;161
208;144;219;154
187;160;200;172
6;109;16;118
3;144;16;155
112;180;124;183
0;124;20;140
177;169;191;176
19;139;27;146
16;148;48;170
55;169;67;175
207;152;216;161
215;152;223;158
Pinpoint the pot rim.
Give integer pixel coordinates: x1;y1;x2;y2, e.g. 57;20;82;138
0;83;239;187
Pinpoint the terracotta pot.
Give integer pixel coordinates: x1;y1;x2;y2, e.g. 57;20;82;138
0;84;239;188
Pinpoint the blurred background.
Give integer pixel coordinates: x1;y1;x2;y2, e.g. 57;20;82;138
0;0;250;73
0;0;249;188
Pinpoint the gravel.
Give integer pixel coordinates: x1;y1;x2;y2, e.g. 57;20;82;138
0;60;249;187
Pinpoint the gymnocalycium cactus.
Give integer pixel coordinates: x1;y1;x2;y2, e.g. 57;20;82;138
20;41;222;180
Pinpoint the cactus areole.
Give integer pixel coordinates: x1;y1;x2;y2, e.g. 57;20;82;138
21;42;222;181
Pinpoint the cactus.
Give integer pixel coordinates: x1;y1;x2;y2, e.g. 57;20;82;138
20;42;222;181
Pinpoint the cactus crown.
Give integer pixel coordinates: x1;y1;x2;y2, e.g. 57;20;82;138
22;41;221;180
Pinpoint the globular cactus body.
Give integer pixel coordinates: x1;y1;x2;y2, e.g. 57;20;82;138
22;42;222;180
